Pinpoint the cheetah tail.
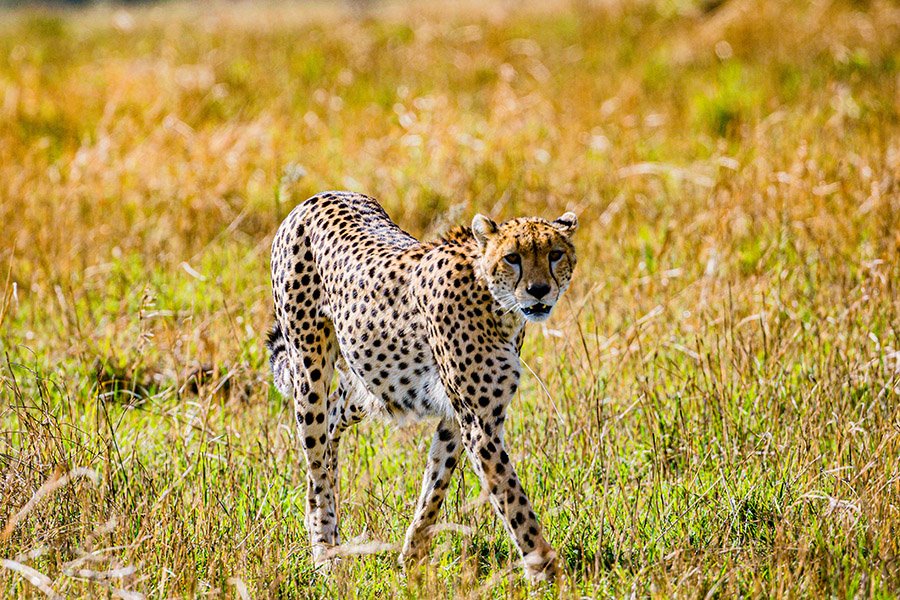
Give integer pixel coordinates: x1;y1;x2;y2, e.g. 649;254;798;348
266;323;293;397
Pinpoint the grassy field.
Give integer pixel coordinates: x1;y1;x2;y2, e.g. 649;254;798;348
1;0;898;597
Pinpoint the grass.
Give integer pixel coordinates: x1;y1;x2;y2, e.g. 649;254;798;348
0;0;898;597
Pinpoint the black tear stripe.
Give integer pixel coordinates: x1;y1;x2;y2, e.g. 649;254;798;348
549;257;563;293
550;268;561;293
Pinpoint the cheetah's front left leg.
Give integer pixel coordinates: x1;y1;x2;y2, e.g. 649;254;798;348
459;415;559;582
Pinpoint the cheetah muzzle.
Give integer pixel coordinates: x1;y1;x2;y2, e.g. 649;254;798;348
267;191;577;582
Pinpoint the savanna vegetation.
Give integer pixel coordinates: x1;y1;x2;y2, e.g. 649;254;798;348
1;0;898;597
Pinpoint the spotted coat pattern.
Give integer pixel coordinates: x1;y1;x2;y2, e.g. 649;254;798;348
267;191;577;581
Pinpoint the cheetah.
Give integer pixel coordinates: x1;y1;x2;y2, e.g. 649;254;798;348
267;191;577;581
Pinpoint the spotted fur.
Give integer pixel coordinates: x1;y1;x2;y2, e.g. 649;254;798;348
267;191;577;581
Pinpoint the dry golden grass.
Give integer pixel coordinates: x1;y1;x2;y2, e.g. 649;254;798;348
0;0;898;597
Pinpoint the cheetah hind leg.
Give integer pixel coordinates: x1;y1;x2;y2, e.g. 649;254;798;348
321;369;367;549
283;318;341;568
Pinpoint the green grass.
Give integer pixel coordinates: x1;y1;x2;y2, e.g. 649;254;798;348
1;0;898;597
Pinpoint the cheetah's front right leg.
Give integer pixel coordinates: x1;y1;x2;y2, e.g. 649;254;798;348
400;418;461;568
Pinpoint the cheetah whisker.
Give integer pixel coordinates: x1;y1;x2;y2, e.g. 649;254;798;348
496;293;522;316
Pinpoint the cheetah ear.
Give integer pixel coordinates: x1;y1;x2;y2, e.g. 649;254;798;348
471;214;498;250
552;212;578;234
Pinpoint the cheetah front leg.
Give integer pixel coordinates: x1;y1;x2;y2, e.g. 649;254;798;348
399;418;462;568
417;266;559;582
458;414;559;582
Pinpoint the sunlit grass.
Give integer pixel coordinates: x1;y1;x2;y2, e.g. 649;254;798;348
1;0;898;597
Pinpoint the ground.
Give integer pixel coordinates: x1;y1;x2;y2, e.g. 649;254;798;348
0;0;898;597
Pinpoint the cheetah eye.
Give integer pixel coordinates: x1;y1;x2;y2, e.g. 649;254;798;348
548;250;564;262
503;253;521;266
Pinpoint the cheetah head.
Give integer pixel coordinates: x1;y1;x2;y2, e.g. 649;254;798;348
472;211;578;323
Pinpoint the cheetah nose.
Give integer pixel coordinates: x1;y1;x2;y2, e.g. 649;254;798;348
526;283;551;299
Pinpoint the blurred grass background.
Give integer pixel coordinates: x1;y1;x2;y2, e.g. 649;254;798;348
0;0;898;597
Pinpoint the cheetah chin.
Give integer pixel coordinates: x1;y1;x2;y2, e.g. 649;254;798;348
267;191;577;582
